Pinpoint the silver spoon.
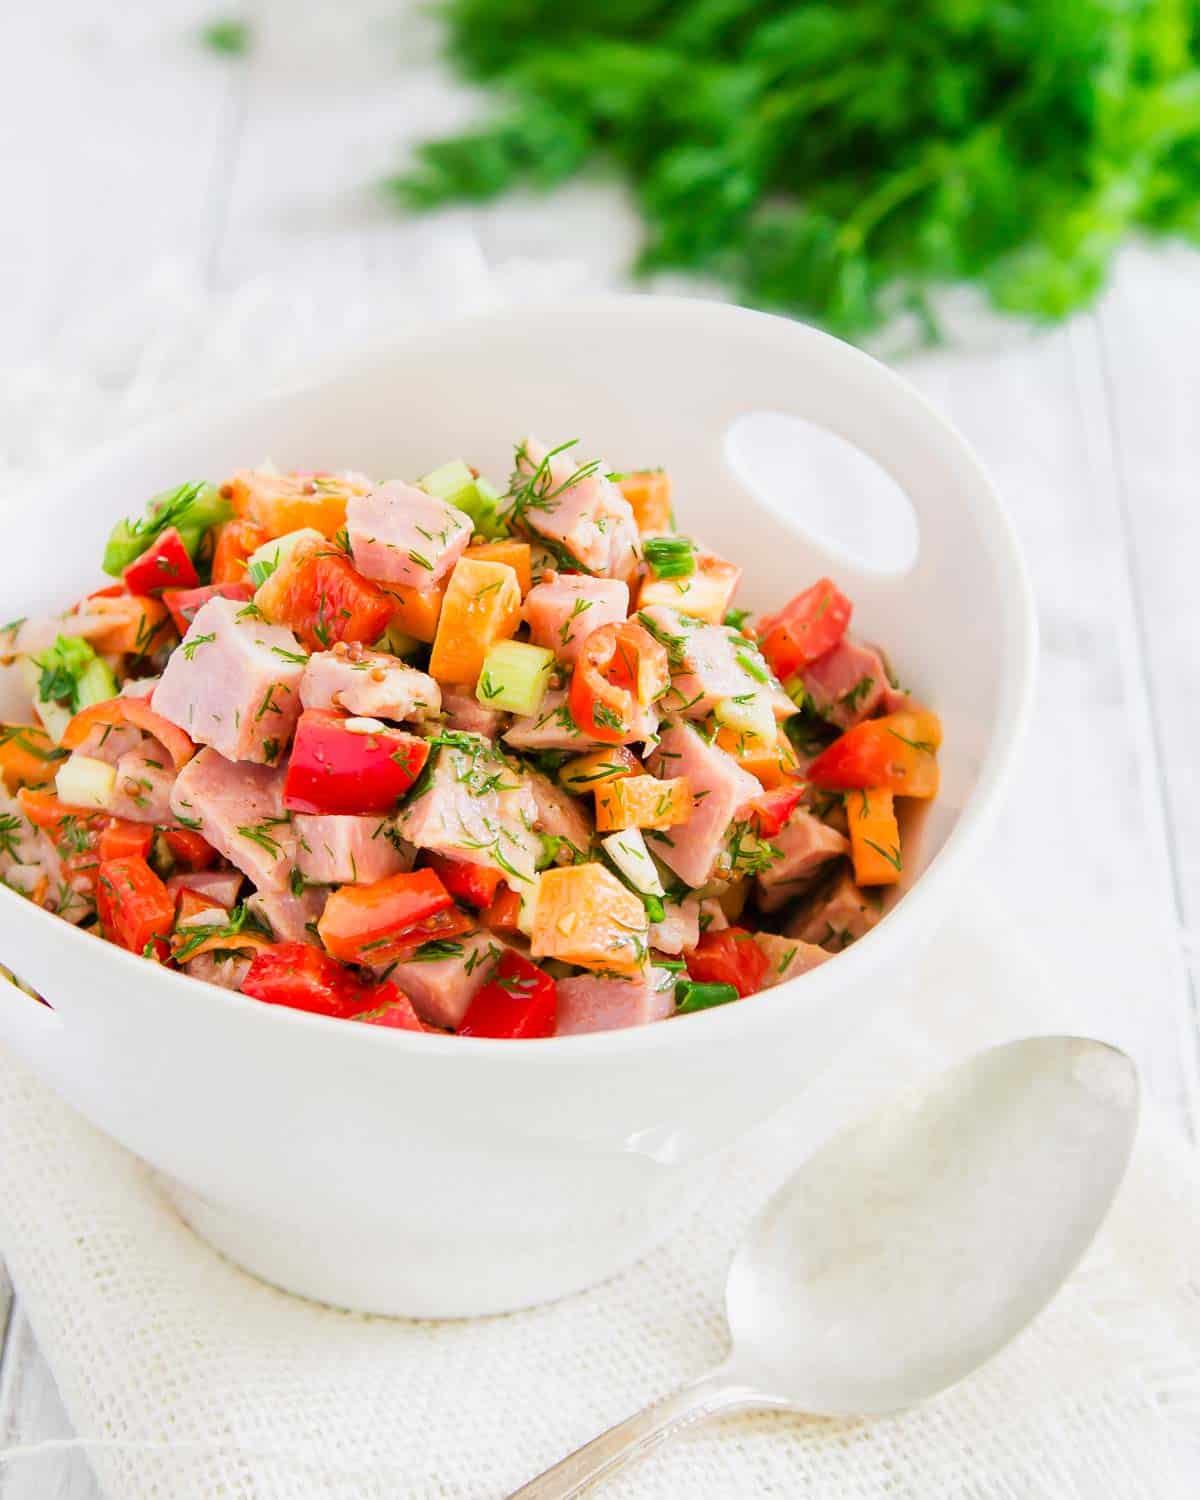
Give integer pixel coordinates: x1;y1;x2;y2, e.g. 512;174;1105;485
509;1036;1138;1498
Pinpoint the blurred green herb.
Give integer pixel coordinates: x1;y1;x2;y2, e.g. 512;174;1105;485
388;0;1200;339
201;18;251;57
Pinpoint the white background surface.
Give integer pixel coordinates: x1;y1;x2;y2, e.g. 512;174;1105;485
2;3;1199;1495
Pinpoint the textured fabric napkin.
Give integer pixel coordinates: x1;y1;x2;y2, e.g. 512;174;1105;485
1;906;1199;1499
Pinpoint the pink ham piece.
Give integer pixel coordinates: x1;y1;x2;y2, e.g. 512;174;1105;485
645;718;760;888
248;885;328;944
640;606;792;721
755;811;849;912
800;635;888;729
167;868;245;908
108;749;178;824
525;769;593;862
70;721;143;765
514;437;639;579
169;748;297;892
119;676;159;699
396;732;540;884
381;930;507;1029
751;932;832;987
346;481;472;589
300;644;440;723
504;688;658;752
523;575;629;663
153;597;304;765
785;869;881;950
648;893;701;956
293;813;411;885
441;687;507;739
555;967;677;1036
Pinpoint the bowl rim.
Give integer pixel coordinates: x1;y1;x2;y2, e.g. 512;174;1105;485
0;292;1038;1062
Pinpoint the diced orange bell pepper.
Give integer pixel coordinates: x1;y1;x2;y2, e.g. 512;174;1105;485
715;726;801;789
382;581;446;644
0;724;67;792
807;710;941;798
594;773;693;832
618;471;672;533
226;469;367;540
211;518;268;583
85;594;173;656
559;745;641;795
464;539;533;595
531;864;648;975
318;869;461;965
639;552;741;625
429;558;522;686
846;787;903;886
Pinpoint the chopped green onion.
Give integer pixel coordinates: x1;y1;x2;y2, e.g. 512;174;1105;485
675;979;739;1014
643;535;696;581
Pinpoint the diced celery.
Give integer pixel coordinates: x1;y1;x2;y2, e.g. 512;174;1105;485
714;691;776;742
75;656;119;711
475;640;554;716
246;527;324;588
602;829;665;898
375;623;422;659
516;874;540;937
19;658;71;742
19;637;115;743
55;754;116;811
419;461;505;537
103;481;230;576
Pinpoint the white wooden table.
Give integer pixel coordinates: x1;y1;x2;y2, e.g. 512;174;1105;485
2;4;1199;1495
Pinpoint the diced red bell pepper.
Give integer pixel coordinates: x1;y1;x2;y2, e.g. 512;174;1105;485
482;884;523;934
316;869;456;965
96;855;175;958
748;783;806;839
97;818;154;863
122;527;199;596
350;984;425;1032
756;578;852;681
283;708;430;816
806;709;942;798
458;950;557;1038
161;826;218;870
269;551;392;652
242;942;366;1019
162;581;255;635
424;853;504;910
568;620;669;743
685;927;769;999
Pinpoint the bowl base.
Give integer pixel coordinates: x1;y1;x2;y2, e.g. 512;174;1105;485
161;1158;722;1318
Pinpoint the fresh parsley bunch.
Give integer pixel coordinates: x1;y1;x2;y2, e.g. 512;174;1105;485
389;0;1200;339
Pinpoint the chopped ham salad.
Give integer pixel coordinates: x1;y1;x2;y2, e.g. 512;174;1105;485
0;443;940;1037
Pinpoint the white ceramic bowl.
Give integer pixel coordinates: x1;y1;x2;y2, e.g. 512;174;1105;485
0;296;1035;1317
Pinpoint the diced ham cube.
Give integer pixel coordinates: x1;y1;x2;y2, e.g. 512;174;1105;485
648;893;701;956
396;732;540;884
153;597;304;765
524;575;630;663
247;884;328;944
756;811;849;912
300;643;440;723
751;932;832;987
346;481;472;589
800;635;888;729
0;790;59;893
555;966;677;1035
441;687;507;739
504;688;658;752
514;437;639;579
641;606;792;721
645;719;760;888
526;769;593;863
109;750;178;824
166;868;245;908
382;930;507;1029
784;868;881;950
170;748;297;892
294;813;410;885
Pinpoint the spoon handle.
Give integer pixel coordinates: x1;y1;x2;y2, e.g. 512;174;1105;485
505;1367;771;1499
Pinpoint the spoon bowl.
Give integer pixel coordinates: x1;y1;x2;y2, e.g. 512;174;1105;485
510;1037;1139;1497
